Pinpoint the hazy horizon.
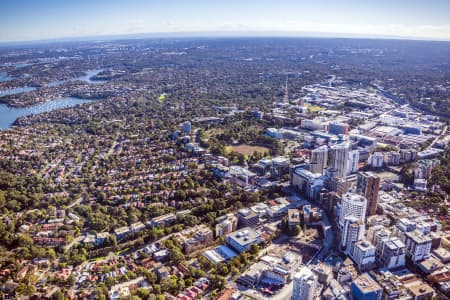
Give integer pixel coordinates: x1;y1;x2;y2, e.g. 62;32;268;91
1;0;449;43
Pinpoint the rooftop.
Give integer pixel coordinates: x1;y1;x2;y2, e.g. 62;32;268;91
226;227;260;246
353;273;382;293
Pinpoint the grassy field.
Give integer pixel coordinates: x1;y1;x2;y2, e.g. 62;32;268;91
158;93;167;103
227;144;270;155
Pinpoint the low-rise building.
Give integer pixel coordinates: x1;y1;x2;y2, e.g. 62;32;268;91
237;208;259;228
226;227;262;253
215;213;238;237
350;273;383;300
149;213;177;228
288;209;301;230
176;224;214;254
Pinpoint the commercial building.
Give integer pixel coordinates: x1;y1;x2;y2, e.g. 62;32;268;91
301;118;328;131
291;167;326;201
350;273;383;300
229;166;257;187
292;267;318;300
237;208;259;228
287;209;301;230
329;122;349;135
270;156;290;178
357;171;380;217
226;227;262;253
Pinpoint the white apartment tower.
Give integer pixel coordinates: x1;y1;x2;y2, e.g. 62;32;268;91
352;240;376;272
292;266;318;300
341;215;365;255
338;192;367;228
347;149;360;175
329;142;351;178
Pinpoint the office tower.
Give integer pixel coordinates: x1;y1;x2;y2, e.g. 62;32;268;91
339;192;367;228
329;142;350;178
341;215;365;255
329;122;349;135
357;172;380;216
310;146;328;175
292;266;318;300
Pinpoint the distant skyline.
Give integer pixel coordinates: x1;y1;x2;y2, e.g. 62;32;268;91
1;0;450;43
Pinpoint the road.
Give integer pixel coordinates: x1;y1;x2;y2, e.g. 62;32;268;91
64;235;85;251
428;125;447;149
235;193;336;300
67;196;83;209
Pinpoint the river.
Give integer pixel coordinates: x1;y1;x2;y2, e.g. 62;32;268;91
47;69;107;87
0;97;94;129
0;72;13;82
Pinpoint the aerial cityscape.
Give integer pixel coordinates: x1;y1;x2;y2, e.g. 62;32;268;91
0;1;449;300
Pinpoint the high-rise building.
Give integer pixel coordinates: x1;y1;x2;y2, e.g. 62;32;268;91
341;215;365;255
368;152;384;168
352;240;376;272
310;146;328;175
329;142;350;178
402;230;432;263
339;192;367;228
347;149;360;175
368;226;390;251
377;237;406;269
292;267;318;300
357;172;380;217
350;273;383;300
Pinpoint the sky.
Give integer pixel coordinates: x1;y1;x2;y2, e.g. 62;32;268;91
0;0;449;42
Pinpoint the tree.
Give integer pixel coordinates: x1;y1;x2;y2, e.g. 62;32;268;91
209;274;226;290
169;248;185;264
52;289;65;300
161;276;179;294
249;244;260;255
